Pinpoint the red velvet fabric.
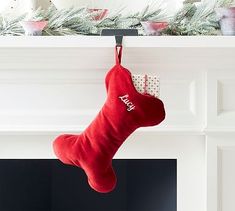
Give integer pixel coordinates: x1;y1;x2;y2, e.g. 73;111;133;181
53;46;165;193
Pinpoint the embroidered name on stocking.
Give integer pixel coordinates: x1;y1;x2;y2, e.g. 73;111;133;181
119;94;135;111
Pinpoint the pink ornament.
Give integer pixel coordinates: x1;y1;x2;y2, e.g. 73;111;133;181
141;21;168;36
88;9;108;21
20;20;48;36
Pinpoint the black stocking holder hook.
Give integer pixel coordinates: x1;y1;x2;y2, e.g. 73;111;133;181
101;29;138;46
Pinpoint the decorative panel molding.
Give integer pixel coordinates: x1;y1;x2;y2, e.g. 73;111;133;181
0;46;206;133
0;67;106;130
217;80;235;114
218;146;235;211
207;135;235;211
207;70;235;130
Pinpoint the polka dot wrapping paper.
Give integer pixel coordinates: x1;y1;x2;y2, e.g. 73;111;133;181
132;74;160;98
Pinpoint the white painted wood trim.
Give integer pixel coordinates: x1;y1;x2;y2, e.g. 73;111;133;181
0;36;235;48
206;135;235;211
0;126;205;136
0;134;206;211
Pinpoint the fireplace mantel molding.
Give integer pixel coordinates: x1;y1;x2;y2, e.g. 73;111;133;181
0;36;235;211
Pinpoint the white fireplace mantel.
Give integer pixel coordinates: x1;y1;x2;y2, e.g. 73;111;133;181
0;36;235;211
0;36;235;48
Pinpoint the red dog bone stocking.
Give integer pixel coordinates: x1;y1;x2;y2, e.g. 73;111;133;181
53;46;166;193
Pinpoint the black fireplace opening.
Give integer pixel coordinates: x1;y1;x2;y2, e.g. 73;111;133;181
0;159;176;211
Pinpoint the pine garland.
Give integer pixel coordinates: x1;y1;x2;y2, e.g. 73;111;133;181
94;4;167;35
0;14;25;36
0;0;233;36
44;7;96;35
164;0;234;35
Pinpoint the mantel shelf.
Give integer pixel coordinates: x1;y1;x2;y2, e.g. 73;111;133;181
0;36;235;48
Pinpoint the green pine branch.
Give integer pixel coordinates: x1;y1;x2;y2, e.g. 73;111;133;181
0;0;233;36
164;0;234;35
0;15;25;36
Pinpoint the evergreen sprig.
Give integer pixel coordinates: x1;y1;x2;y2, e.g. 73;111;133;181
0;14;25;36
43;7;95;35
164;0;234;35
0;0;233;36
0;4;167;36
94;4;167;35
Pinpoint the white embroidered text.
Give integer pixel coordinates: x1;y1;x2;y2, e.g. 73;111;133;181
119;94;135;112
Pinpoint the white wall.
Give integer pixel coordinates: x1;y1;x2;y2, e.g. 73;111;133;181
0;0;184;16
0;0;51;15
51;0;184;15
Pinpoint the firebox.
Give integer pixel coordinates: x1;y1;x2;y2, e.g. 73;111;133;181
0;159;176;211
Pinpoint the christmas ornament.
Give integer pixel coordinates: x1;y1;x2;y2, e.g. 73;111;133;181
53;45;165;193
141;21;168;35
20;20;48;35
88;8;108;21
216;7;235;35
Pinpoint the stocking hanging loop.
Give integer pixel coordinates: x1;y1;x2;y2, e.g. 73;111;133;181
100;29;138;65
115;45;123;64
